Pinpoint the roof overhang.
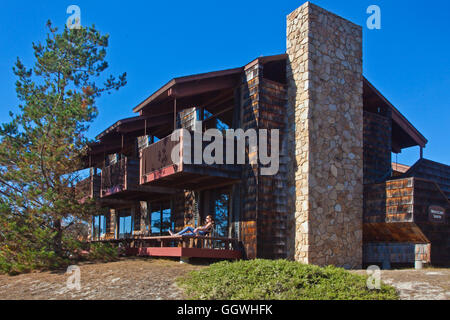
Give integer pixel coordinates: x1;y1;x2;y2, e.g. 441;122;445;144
244;53;288;71
392;162;410;174
363;77;428;150
132;54;288;114
80;114;173;168
132;67;243;114
96;115;171;140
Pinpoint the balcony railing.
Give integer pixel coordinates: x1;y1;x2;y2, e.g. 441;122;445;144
101;157;139;198
76;174;100;203
140;131;241;189
100;156;176;199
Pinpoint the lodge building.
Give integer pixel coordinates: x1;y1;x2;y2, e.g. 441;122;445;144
79;2;449;268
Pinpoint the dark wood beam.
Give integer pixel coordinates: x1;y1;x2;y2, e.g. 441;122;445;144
117;115;172;134
174;98;177;131
171;76;238;99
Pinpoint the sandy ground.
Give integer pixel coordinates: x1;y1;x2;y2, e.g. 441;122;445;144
0;258;205;300
0;258;448;300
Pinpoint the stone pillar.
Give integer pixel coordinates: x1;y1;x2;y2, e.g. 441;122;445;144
140;201;148;234
110;209;117;238
287;2;363;268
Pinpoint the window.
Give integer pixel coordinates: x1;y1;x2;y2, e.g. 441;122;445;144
150;202;172;235
118;209;133;239
199;188;231;238
92;215;106;240
198;107;231;132
214;192;230;237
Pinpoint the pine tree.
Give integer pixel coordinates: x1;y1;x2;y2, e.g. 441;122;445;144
0;21;126;273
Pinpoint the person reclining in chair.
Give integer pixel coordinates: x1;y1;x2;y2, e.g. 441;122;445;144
168;215;215;236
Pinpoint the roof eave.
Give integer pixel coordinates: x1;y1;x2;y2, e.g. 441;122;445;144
363;77;428;148
132;67;243;114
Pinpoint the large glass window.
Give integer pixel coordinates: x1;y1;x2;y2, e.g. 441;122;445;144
199;188;231;238
118;209;133;239
214;192;230;237
92;215;106;240
150;207;161;234
150;202;172;235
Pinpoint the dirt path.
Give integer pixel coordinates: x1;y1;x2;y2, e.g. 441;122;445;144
1;259;448;300
0;258;205;300
352;268;450;300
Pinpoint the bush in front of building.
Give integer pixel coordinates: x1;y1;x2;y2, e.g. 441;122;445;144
0;233;117;275
177;259;398;300
87;242;119;262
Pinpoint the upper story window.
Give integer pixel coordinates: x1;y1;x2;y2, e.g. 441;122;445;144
196;107;231;132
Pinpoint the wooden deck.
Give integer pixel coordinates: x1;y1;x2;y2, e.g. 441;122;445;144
90;235;242;260
125;247;241;259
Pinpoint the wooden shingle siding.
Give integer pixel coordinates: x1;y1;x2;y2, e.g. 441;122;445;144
363;177;449;265
404;158;450;200
239;62;290;259
412;178;450;265
177;107;196;131
364;178;414;223
172;191;193;231
363;111;392;185
257;79;289;260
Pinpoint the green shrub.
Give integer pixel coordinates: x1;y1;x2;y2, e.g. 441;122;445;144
0;215;70;275
177;259;398;300
87;242;118;262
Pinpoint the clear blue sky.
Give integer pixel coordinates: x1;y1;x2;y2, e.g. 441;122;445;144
0;0;449;166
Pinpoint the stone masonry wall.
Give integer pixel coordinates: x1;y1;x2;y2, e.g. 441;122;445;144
286;2;363;268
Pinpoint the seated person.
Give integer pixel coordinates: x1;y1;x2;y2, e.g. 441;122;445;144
168;215;215;236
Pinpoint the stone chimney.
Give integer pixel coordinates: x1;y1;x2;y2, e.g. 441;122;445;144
286;2;363;268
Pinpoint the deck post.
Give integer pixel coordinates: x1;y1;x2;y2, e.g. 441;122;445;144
173;99;177;131
415;260;423;270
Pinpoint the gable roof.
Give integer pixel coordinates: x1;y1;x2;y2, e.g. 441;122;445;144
132;54;287;114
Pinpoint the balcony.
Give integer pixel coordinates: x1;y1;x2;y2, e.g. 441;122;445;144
76;174;101;203
101;157;176;200
140;131;241;189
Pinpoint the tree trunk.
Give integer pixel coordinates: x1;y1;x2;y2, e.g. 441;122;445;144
53;219;63;257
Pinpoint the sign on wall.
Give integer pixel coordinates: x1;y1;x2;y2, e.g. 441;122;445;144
428;206;446;223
